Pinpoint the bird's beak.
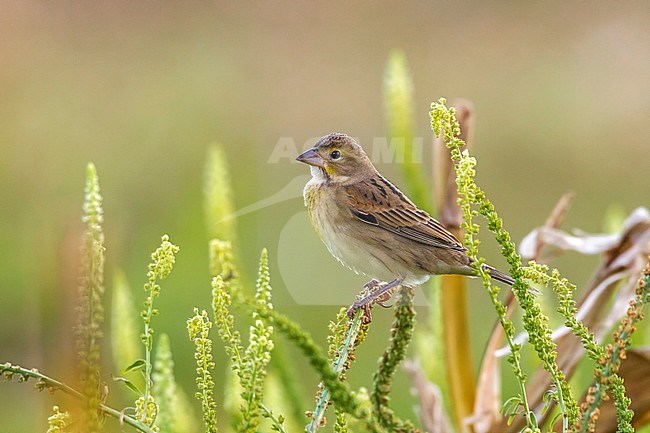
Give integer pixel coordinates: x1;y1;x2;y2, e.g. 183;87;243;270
296;148;325;168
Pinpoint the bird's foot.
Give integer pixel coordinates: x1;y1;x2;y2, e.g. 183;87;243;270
347;278;402;322
363;278;381;291
347;297;374;324
375;290;396;308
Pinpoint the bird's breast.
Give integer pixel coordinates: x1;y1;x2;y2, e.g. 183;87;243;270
303;180;397;281
303;178;338;241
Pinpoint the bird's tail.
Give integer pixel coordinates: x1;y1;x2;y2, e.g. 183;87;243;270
481;264;514;286
481;264;540;294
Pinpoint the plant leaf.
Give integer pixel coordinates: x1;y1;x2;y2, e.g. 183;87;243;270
501;207;650;432
404;360;452;433
123;359;146;374
112;375;142;395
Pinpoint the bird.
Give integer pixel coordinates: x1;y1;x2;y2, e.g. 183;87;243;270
296;132;515;311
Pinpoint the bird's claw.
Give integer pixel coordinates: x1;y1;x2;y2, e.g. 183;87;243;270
347;279;399;322
347;300;373;323
375;291;395;308
363;278;381;291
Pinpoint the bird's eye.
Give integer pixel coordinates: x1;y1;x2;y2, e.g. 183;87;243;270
330;150;341;160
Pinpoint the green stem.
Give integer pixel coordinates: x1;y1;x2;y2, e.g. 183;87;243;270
241;340;264;432
579;268;650;432
0;363;156;433
431;99;576;429
269;344;306;427
244;298;387;432
479;269;535;428
143;295;155;408
306;308;364;433
246;302;358;413
260;403;289;433
371;286;420;433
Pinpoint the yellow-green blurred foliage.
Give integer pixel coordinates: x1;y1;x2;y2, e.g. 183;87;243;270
111;270;142;382
1;2;648;431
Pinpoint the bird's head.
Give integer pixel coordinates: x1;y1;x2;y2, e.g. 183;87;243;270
296;133;375;183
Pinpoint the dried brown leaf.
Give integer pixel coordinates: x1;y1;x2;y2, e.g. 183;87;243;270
467;320;505;433
573;348;650;432
404;360;453;433
501;207;650;432
469;193;574;433
528;191;575;263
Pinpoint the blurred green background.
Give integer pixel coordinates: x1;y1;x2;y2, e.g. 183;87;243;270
1;1;649;431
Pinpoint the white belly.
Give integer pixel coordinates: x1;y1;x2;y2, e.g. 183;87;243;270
304;178;429;287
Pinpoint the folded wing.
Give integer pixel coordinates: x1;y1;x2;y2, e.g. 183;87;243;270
345;175;465;252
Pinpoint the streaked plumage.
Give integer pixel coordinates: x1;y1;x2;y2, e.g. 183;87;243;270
298;132;513;292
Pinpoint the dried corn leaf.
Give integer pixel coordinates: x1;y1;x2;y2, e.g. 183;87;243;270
404;360;452;433
501;207;650;432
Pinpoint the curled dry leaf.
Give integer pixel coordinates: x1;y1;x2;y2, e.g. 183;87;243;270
520;207;650;260
564;348;650;433
404;360;452;433
465;319;503;433
525;191;575;263
536;342;650;433
500;207;650;432
468;192;574;433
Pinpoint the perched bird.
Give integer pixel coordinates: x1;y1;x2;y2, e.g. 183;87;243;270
296;132;514;309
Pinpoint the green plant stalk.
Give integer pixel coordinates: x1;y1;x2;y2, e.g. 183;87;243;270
242;367;260;430
143;292;155;407
241;292;388;432
430;101;534;429
240;325;271;433
525;263;610;430
138;235;179;427
111;270;142;387
152;333;173;432
212;250;274;433
478;264;535;428
76;162;105;433
454;171;535;427
431;99;579;430
334;408;348;433
250;303;396;433
212;275;244;366
269;344;306;427
579;266;649;433
260;402;289;433
0;363;156;433
211;274;247;431
327;308;370;433
306;307;364;433
543;267;606;364
481;198;576;431
204;144;238;243
152;333;189;433
607;375;633;433
371;286;420;433
244;300;364;415
187;309;218;433
239;249;275;433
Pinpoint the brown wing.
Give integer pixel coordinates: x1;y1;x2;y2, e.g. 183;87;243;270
344;175;465;251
